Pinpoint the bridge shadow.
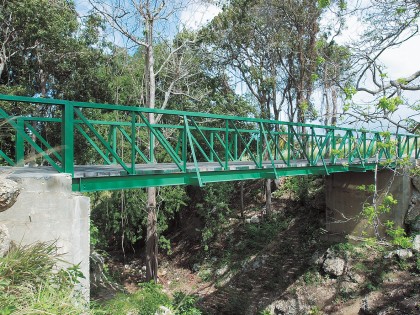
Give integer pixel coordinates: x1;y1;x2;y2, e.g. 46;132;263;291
170;195;345;315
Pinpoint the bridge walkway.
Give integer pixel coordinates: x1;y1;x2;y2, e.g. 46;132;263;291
0;94;418;191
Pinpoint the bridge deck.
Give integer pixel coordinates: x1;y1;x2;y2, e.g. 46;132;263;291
1;159;377;192
1;94;416;192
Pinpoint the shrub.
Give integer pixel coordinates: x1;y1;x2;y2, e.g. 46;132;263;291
0;242;87;314
96;282;171;315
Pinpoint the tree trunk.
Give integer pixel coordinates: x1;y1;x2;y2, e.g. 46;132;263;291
265;179;272;218
145;18;159;283
240;181;245;219
146;186;158;282
331;86;338;126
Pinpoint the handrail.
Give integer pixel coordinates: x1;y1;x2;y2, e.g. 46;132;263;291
1;93;419;189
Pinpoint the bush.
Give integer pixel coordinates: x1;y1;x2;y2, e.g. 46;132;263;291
95;282;171;315
172;292;202;315
195;183;235;251
90;186;188;250
0;242;87;314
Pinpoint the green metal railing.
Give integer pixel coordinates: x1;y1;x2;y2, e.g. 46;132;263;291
0;94;419;191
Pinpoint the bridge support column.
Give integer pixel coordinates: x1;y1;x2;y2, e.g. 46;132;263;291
0;172;90;300
325;169;412;236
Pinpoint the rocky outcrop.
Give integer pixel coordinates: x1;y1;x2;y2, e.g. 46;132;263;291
316;248;347;277
90;250;121;291
0;178;19;212
413;234;420;253
0;224;10;257
406;176;420;232
267;295;310;315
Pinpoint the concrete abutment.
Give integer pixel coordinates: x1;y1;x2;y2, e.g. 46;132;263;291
325;169;413;236
0;172;90;299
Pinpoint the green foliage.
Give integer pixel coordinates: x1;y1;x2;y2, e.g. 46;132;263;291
318;0;331;9
90;186;188;250
361;193;397;225
96;282;171;315
241;216;289;252
356;184;375;193
330;148;344;158
384;221;412;248
172;292;202;315
308;306;323;315
303;268;323;285
344;86;357;100
378;97;403;112
273;176;320;203
195;183;234;251
0;242;87;314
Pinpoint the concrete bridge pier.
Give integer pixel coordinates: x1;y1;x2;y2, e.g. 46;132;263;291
325;169;412;236
0;172;90;298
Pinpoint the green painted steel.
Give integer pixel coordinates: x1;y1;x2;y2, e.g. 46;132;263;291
0;93;419;192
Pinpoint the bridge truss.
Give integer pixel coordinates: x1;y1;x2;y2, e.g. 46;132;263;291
0;94;419;192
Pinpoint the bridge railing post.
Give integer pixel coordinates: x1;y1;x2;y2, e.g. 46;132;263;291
209;131;214;162
362;131;367;162
62;101;74;175
131;112;136;174
287;125;291;166
108;125;117;164
182;118;187;172
331;129;336;164
15;117;25;166
225;120;229;169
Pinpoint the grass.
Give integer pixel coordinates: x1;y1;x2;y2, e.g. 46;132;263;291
0;242;88;314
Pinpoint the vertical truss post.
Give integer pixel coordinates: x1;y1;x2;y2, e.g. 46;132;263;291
225;120;229;170
348;131;353;164
149;116;155;163
362;132;367;162
397;135;401;158
274;132;278;160
331;129;336;164
234;132;238;160
287;125;291;166
131;112;136;174
15;117;25;166
62;101;74;175
182;117;187;172
311;127;315;166
108;125;117;164
210;131;214;162
258;123;263;167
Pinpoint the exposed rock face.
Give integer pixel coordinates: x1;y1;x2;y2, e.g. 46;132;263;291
412;175;420;192
155;306;173;315
322;249;346;277
385;249;413;259
413;234;420;253
268;296;309;315
406;190;420;231
90;250;120;290
407;178;420;231
0;178;20;212
0;224;10;257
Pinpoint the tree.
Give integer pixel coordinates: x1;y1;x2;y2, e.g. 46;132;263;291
201;0;336;216
342;0;420;132
0;0;113;166
89;0;201;282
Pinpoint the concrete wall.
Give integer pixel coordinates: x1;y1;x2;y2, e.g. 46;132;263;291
326;169;412;236
0;172;90;298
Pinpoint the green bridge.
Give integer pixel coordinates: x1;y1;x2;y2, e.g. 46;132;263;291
0;94;419;192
